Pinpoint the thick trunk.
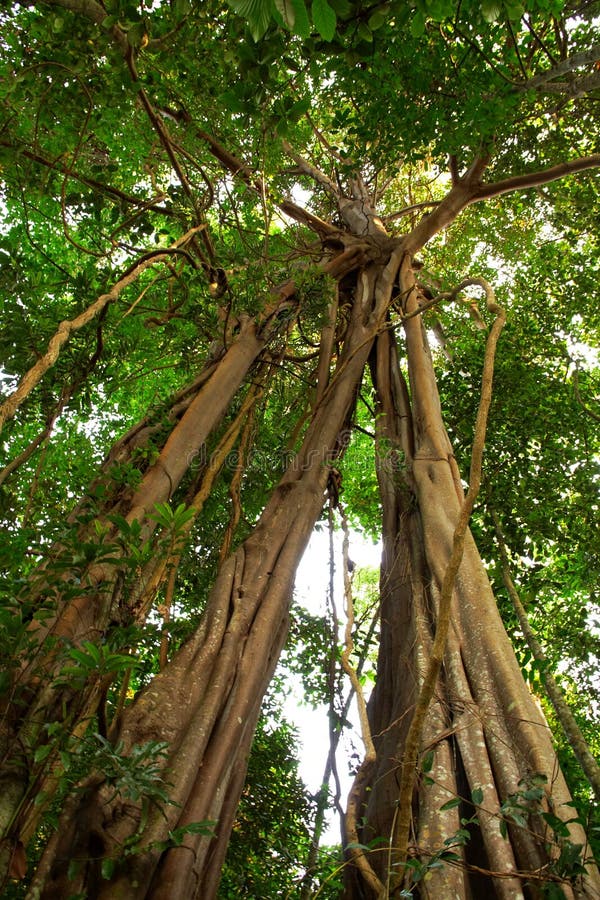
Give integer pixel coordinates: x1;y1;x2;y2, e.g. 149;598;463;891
348;302;599;898
30;261;398;899
0;322;265;858
0;247;365;865
347;328;466;899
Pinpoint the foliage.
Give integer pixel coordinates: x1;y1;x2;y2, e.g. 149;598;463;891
219;704;316;897
0;0;599;895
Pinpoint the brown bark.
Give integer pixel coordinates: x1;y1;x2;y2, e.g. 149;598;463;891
0;242;366;866
391;276;506;888
30;259;397;900
346;328;466;899
348;304;600;899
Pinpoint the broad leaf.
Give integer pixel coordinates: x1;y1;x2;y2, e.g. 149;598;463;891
228;0;274;40
312;0;336;40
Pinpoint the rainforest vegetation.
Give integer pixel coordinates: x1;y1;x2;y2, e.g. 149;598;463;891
1;0;600;897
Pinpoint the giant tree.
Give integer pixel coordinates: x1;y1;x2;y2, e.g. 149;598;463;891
1;0;599;897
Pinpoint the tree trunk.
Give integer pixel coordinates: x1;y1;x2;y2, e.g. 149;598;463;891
347;280;599;899
0;322;265;857
0;246;365;869
28;260;398;899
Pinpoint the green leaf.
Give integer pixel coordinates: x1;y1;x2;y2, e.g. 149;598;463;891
33;744;53;764
67;858;82;881
290;0;310;36
422;749;434;773
439;796;462;811
312;0;337;40
274;0;296;28
368;9;388;30
481;0;502;21
288;97;311;121
227;0;274;41
328;0;351;13
410;10;426;36
508;811;528;827
220;88;250;113
504;1;524;19
171;0;191;15
357;22;373;42
101;857;116;880
427;0;453;19
471;786;484;805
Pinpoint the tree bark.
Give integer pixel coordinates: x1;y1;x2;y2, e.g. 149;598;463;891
0;243;367;869
29;260;398;899
348;297;600;898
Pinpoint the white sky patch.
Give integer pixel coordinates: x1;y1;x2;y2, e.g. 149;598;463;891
286;527;381;843
291;184;314;209
563;317;600;369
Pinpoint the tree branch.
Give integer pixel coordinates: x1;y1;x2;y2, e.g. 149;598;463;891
472;154;600;203
383;200;440;223
403;155;490;252
194;128;339;237
520;42;600;90
281;140;339;197
0;228;203;433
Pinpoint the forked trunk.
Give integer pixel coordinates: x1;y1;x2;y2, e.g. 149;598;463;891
28;261;398;899
0;249;362;863
0;321;266;858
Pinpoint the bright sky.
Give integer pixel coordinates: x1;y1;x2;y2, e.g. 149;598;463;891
285;527;382;844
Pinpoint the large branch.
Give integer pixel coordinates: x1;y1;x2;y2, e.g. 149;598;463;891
472;154;600;203
520;43;600;90
532;71;600;97
0;228;202;433
195;128;339;237
281;140;339;197
402;156;490;253
405;151;600;254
